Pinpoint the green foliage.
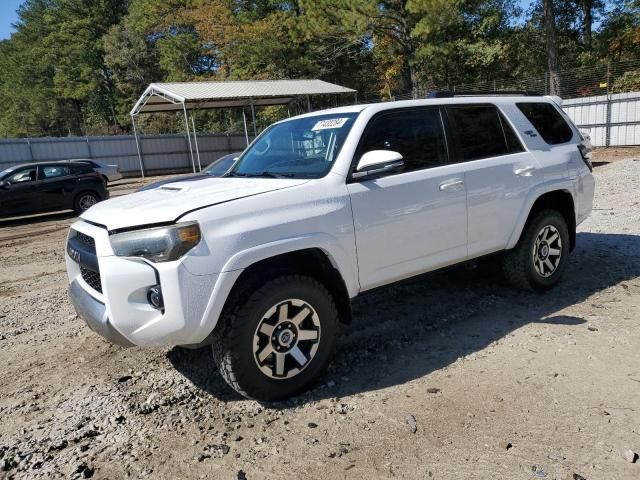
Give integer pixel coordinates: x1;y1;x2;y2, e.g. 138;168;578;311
0;0;638;138
612;69;640;92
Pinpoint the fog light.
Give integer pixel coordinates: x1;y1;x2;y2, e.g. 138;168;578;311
147;285;163;310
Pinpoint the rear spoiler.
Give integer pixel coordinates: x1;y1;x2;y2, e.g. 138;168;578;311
544;95;563;106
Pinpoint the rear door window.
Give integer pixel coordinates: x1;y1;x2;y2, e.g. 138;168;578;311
516;102;573;144
446;105;522;161
41;165;71;178
358;108;448;173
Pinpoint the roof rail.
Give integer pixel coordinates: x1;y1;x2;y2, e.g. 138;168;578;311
426;90;541;98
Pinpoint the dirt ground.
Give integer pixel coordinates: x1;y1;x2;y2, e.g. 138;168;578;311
1;155;640;480
591;146;640;163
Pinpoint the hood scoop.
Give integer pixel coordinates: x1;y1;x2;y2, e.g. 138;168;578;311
159;185;189;192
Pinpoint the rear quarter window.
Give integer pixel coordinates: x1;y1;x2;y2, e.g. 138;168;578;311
516;102;573;144
446;105;523;162
70;165;94;175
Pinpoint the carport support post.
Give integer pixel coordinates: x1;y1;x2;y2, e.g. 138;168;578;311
250;101;257;137
26;138;34;162
191;115;202;172
182;103;196;173
306;95;311;112
131;114;145;178
242;109;249;146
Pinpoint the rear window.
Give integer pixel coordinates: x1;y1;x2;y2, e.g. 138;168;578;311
516;102;573;144
446;105;523;161
70;165;93;174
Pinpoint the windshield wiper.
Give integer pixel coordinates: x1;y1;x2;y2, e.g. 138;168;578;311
231;171;295;179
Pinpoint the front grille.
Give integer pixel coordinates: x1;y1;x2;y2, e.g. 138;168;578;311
70;231;102;293
75;231;96;251
80;266;102;293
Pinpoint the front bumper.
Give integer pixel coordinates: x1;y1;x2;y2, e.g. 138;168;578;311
65;220;221;347
69;279;133;347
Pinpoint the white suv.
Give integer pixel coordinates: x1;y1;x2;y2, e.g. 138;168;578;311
66;95;595;401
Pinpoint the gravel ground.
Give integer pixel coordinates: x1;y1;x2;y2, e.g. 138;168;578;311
1;159;639;480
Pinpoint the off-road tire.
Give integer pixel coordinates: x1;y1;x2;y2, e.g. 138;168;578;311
502;209;570;292
212;274;339;401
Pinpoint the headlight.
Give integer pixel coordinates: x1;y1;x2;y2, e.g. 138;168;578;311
110;222;201;262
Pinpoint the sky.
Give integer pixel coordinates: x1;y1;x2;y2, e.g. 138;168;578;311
0;0;538;41
0;0;22;40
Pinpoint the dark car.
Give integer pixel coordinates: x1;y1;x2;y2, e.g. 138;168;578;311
0;162;109;218
138;152;241;192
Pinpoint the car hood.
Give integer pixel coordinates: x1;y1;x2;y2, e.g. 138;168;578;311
137;173;212;191
81;176;309;231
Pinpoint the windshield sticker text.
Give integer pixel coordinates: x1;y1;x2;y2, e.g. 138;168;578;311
311;118;349;131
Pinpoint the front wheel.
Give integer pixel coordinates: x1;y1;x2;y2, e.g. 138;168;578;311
212;275;339;401
502;209;570;292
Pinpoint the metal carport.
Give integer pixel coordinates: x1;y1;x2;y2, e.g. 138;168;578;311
130;79;357;177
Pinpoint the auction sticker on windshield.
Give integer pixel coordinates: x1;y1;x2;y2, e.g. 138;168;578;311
311;118;349;131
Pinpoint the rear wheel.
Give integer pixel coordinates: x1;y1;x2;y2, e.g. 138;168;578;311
212;275;339;401
74;191;99;214
502;209;570;291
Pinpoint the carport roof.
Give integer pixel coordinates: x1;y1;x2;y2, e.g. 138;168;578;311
131;79;357;115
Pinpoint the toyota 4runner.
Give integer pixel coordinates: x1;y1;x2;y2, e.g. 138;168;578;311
66;94;595;401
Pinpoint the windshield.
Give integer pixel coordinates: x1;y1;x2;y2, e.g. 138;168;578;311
0;166;17;180
205;154;238;176
228;112;358;179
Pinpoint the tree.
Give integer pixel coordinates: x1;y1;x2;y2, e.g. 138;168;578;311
0;0;638;137
543;0;560;94
410;0;521;92
580;0;594;47
597;0;640;60
102;23;162;126
297;0;421;97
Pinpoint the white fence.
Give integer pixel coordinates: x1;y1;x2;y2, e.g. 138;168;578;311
0;133;251;175
563;91;640;147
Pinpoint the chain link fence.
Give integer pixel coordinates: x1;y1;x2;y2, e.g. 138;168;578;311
362;59;640;101
438;59;640;99
365;59;640;146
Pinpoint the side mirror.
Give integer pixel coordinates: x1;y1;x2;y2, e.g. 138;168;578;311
352;150;404;180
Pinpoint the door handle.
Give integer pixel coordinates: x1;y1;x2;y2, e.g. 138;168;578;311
514;166;536;177
439;179;464;192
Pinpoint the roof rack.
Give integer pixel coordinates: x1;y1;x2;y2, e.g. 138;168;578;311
426;90;541;98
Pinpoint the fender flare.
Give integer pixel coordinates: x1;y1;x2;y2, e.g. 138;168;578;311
193;233;359;343
506;180;577;250
221;233;358;295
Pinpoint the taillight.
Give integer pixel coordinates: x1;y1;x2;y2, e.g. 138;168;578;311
577;145;592;172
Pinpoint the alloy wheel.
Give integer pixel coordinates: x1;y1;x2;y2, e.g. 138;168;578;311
253;299;321;379
78;194;97;212
532;224;562;278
